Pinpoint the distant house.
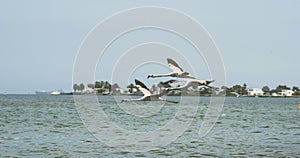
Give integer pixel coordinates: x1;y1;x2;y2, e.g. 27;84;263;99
278;89;294;96
94;88;110;95
248;88;264;96
84;88;95;94
116;88;129;94
271;93;279;96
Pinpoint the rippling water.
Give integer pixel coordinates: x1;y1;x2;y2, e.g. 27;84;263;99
1;95;299;157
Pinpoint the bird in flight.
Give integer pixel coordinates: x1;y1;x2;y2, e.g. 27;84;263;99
147;58;215;90
163;79;215;91
147;58;196;79
121;79;178;103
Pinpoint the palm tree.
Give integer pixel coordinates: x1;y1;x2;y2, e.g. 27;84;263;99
79;83;85;92
73;84;79;92
127;83;135;93
242;83;248;95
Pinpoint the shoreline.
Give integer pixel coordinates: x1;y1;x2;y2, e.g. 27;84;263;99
2;93;299;98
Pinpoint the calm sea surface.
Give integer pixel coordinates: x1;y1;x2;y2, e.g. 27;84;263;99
1;95;299;157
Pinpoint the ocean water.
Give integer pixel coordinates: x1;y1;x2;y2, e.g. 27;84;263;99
1;95;299;157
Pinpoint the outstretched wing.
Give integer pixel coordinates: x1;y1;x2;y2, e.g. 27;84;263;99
167;58;196;79
135;79;152;96
159;80;176;88
167;58;184;73
168;80;195;90
161;79;183;86
181;73;197;79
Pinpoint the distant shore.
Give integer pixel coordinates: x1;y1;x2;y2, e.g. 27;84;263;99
31;92;300;98
0;92;300;98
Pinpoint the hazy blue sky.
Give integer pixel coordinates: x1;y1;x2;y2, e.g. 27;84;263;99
0;0;299;94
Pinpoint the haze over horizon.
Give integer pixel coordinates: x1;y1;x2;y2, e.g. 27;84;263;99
1;0;299;94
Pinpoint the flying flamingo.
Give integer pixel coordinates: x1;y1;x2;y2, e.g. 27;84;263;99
147;58;196;79
121;79;178;103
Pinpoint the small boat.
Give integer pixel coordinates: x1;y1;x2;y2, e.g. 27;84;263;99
50;91;61;95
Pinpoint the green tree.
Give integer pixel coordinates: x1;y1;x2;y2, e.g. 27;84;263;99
293;86;300;95
73;84;79;92
242;83;248;95
292;86;299;92
232;84;243;95
95;81;102;88
96;81;105;89
222;86;233;96
100;81;104;88
262;86;270;95
200;87;211;95
104;81;111;92
127;83;135;93
87;83;95;89
79;83;85;92
270;89;277;95
275;85;290;93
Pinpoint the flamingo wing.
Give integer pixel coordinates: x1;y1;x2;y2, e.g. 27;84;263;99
167;58;184;74
161;79;184;86
167;58;196;79
135;79;152;96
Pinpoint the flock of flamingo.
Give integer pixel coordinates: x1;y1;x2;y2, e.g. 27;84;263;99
121;58;214;103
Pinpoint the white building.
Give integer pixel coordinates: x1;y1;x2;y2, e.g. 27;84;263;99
278;89;294;96
248;88;264;96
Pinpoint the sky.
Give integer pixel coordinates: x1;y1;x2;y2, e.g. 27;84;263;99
0;0;299;94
